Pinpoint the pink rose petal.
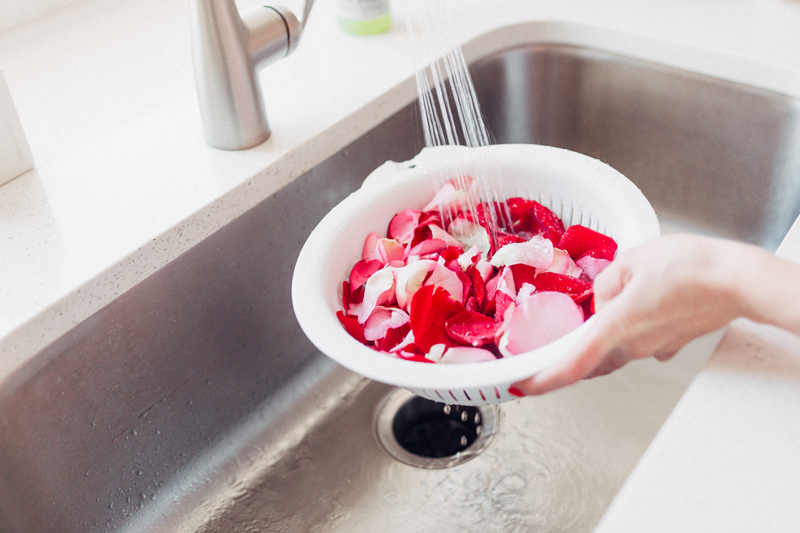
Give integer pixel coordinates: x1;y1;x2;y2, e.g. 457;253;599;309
544;248;583;277
422;176;478;213
576;255;612;281
424;263;464;303
490;236;554;269
429;225;463;248
457;246;482;271
407;238;448;258
377;238;405;265
502;291;584;355
393;260;435;310
448;216;491;257
361;232;381;261
388;209;422;244
363;306;410;342
440;346;497;364
350;268;395;324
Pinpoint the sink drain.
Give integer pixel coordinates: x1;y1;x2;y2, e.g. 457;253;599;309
374;389;498;469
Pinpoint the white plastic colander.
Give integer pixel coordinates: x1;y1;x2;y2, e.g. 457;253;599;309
292;144;659;405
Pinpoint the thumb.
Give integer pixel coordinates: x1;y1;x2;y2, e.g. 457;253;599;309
592;259;631;311
511;287;634;395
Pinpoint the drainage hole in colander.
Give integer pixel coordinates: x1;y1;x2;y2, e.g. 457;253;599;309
374;389;498;469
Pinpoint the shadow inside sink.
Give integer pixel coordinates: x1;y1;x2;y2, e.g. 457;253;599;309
0;26;798;533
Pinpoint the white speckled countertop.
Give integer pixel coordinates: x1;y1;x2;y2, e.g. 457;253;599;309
1;0;800;529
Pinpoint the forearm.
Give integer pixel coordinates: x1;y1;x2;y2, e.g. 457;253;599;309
731;245;800;335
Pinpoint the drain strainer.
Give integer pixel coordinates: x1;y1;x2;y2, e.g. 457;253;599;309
374;388;499;469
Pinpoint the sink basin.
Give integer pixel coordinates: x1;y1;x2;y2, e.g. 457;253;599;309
1;23;798;532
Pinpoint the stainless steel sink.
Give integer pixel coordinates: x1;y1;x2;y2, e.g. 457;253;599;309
1;26;799;533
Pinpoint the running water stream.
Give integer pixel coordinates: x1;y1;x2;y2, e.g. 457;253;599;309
403;1;514;242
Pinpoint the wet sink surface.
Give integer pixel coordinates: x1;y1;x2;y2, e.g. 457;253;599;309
1;28;799;533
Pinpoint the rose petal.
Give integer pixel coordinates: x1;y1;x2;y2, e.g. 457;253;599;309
533;272;593;303
509;263;537;288
501;291;584;355
362;232;381;261
408;285;466;352
424;263;464;303
422;176;478;214
349;259;382;292
426;343;447;363
457;246;482;271
363;306;410;342
445;310;503;346
542;248;583;277
377;238;405;264
576;255;612;281
490;236;554;269
558;225;618;261
407;238;448;258
448;216;492;258
429;225;463;248
350;268;395;323
388;209;422;244
393;260;435;310
336;310;368;345
378;324;412;352
440;346;497;364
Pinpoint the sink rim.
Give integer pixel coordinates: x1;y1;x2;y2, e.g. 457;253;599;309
2;20;798;389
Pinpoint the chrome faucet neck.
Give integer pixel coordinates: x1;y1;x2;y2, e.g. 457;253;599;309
190;1;308;150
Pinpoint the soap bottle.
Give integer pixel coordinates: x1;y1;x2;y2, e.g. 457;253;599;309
337;0;391;35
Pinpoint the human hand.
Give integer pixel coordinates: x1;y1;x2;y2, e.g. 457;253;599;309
512;234;753;396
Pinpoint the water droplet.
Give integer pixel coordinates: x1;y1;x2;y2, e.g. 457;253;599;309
130;429;137;436
443;405;451;415
460;435;468;447
460;410;468;422
474;412;481;425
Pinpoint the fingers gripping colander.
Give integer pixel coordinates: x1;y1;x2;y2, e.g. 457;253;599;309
291;144;659;405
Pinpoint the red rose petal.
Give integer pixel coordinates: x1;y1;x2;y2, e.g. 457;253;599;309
342;281;351;310
509;264;537;289
348;259;382;292
493;291;515;321
377;323;411;352
337;310;368;345
505;197;541;235
533;202;566;243
399;353;435;363
532;272;593;303
496;231;526;247
446;310;503;347
409;285;466;352
558;225;618;261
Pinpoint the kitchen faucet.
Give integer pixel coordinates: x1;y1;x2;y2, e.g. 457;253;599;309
190;0;315;150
